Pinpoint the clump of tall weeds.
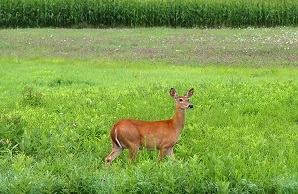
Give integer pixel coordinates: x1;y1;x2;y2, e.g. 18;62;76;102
0;114;24;155
21;86;43;107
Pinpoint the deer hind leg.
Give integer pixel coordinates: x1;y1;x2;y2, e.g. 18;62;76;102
166;146;175;161
158;147;169;162
128;145;139;164
158;146;175;162
105;143;123;165
166;146;175;157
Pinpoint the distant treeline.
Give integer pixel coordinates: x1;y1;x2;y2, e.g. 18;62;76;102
0;0;297;28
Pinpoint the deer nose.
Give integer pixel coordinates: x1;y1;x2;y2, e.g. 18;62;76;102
188;104;194;108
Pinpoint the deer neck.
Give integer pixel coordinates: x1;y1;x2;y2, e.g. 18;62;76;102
172;107;186;133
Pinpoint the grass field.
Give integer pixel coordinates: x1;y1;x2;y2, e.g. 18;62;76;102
0;28;298;193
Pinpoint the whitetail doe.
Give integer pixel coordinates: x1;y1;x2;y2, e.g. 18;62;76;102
105;88;194;164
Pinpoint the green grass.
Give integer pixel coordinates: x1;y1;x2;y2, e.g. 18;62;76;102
0;28;298;193
0;27;297;67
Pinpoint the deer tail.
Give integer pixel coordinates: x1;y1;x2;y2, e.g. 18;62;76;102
110;126;123;149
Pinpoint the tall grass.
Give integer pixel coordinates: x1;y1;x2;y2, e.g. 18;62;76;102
0;27;298;193
0;28;298;194
0;0;297;28
0;58;297;193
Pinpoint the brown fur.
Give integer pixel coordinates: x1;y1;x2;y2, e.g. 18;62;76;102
105;88;194;164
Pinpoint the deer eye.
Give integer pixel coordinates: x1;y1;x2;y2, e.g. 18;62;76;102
179;98;183;102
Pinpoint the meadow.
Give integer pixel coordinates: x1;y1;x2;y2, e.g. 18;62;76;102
0;27;298;193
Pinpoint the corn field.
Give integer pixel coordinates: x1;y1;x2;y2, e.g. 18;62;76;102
0;0;297;28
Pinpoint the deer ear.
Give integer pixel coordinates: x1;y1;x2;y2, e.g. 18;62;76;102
185;88;194;98
170;88;178;99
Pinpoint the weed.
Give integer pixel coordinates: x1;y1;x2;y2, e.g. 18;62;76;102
21;86;42;107
0;114;23;156
0;28;297;193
